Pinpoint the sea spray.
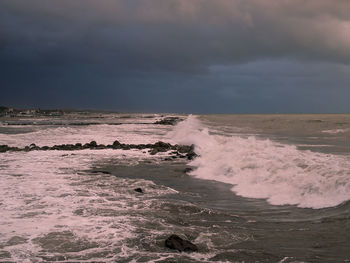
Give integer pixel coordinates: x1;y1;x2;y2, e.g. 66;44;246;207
169;115;350;209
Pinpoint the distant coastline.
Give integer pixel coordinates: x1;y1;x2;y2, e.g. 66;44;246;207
0;106;67;117
0;106;117;117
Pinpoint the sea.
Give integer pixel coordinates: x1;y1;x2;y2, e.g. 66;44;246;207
0;113;350;262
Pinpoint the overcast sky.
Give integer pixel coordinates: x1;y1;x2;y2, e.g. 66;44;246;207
1;0;350;113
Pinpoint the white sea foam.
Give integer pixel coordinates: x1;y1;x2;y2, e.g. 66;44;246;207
169;115;350;209
322;128;350;134
0;123;171;147
0;147;176;261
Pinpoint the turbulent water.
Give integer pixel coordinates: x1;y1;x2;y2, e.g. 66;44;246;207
0;113;350;262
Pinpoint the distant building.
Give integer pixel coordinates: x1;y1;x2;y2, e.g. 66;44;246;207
26;109;37;114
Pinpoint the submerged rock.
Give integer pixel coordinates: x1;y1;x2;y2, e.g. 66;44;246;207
184;167;194;173
32;231;98;253
165;234;198;252
5;236;27;247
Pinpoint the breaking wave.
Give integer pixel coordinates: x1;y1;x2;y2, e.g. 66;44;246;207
169;115;350;209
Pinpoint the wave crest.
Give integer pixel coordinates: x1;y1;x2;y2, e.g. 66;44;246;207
170;115;350;209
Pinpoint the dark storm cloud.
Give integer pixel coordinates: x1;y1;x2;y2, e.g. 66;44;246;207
1;0;350;112
2;0;350;71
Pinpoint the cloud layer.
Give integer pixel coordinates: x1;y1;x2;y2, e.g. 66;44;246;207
1;0;350;112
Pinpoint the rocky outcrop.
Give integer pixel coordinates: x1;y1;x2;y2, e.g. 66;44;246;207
149;141;172;155
0;145;20;152
0;141;198;160
154;117;180;125
165;234;198;252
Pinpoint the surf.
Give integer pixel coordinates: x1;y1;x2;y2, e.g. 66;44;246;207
169;115;350;209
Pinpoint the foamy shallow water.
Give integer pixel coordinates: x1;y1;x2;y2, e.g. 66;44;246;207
0;114;186;262
0;123;171;148
0;149;181;262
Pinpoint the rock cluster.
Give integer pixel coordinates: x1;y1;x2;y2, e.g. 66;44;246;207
0;141;198;160
154;117;180;125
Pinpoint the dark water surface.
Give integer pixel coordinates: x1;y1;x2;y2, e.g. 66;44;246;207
99;161;350;263
200;114;350;155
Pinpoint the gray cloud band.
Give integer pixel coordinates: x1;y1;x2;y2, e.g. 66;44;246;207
1;0;350;73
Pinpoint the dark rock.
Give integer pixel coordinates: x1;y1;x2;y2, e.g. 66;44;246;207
0;145;9;152
89;141;97;147
10;147;20;152
154;141;171;149
134;188;143;193
61;144;76;150
150;141;171;154
0;139;198;162
165;234;198;252
121;144;130;150
186;151;198;160
29;143;39;150
112;140;121;148
83;143;90;149
177;145;192;153
156;147;168;153
95;144;106;149
150;148;159;155
154;117;180;125
75;143;82;148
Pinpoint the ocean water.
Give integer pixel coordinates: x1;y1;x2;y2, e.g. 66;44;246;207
0;113;350;262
